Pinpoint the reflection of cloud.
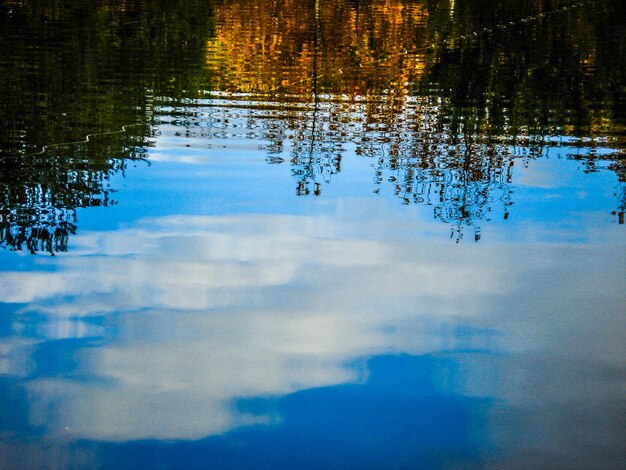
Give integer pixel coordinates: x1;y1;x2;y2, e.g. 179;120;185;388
0;339;36;377
1;211;624;443
28;309;384;440
0;214;497;316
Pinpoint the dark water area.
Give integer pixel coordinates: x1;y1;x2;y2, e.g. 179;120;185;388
0;0;625;469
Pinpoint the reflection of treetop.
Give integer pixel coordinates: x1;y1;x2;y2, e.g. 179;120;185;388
207;0;428;94
202;0;624;231
1;0;624;252
254;94;517;232
207;0;625;137
0;0;215;253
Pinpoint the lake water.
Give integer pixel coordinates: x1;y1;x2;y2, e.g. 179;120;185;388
0;0;625;468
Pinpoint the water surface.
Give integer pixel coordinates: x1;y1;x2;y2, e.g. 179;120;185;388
0;0;624;469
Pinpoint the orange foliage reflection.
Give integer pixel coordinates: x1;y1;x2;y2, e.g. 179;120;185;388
206;0;429;95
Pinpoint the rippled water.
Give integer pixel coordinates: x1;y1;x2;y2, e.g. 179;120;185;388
0;0;625;468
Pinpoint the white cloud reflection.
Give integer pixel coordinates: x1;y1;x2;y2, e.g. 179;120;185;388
0;209;624;444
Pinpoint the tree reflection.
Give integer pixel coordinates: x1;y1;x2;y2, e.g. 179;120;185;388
0;0;214;253
252;92;518;240
1;0;624;252
206;0;624;232
0;137;147;253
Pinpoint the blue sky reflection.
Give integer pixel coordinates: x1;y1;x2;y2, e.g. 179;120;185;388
0;204;623;468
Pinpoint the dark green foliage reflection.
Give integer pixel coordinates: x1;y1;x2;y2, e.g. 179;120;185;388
0;0;215;252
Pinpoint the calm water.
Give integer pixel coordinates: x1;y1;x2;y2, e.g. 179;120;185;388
1;0;625;469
